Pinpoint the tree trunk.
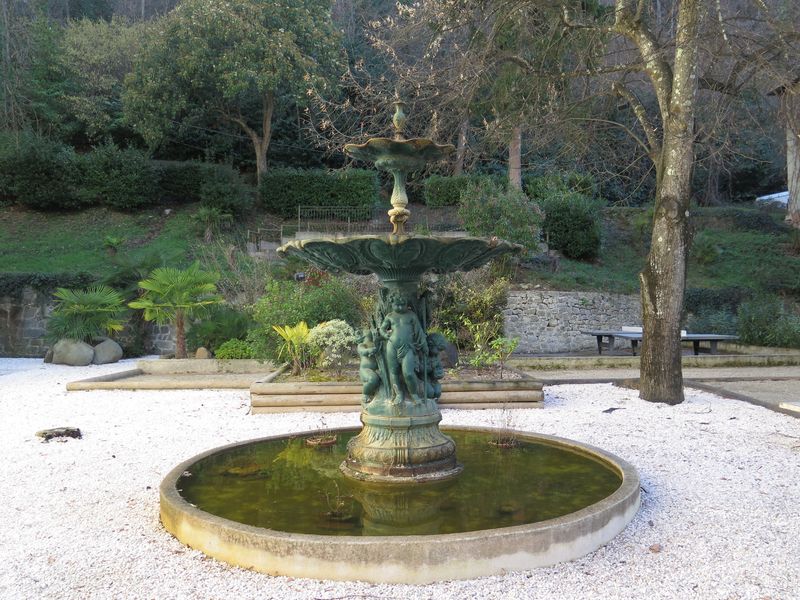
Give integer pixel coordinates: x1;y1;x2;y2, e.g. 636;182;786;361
637;0;701;405
453;118;469;176
229;91;274;186
508;125;522;190
175;309;186;359
786;95;800;226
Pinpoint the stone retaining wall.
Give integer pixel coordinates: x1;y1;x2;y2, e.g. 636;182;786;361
0;287;175;357
503;290;641;354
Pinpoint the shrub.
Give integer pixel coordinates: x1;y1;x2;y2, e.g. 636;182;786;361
186;305;251;353
247;277;363;360
539;192;603;260
77;142;159;210
0;133;81;210
155;161;207;203
307;319;357;374
523;171;599;202
0;272;94;299
273;321;313;375
47;285;127;343
737;296;800;348
422;174;495;208
684;287;750;315
191;206;233;242
458;179;543;251
199;164;252;215
690;231;722;266
214;338;255;359
685;308;738;335
260;168;378;217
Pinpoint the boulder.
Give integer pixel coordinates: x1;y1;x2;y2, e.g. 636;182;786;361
43;349;53;364
440;341;459;368
92;339;123;364
195;347;212;359
51;339;95;367
36;427;82;441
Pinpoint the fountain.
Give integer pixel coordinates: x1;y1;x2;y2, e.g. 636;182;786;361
159;102;640;583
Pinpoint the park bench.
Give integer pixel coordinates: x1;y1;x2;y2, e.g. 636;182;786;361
581;327;738;356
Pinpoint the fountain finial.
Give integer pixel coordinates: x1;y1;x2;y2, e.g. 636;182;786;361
392;101;407;140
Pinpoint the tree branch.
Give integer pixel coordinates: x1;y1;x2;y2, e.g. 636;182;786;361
612;81;661;158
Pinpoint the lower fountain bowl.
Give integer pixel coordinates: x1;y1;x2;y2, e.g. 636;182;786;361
160;427;640;584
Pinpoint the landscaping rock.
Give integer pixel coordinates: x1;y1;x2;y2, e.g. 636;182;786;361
195;347;212;359
43;349;53;363
36;427;82;441
440;342;459;368
51;339;94;366
92;339;123;364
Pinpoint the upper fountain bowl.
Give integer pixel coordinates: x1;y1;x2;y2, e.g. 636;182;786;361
344;138;454;173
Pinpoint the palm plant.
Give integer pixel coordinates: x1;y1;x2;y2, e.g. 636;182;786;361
128;263;222;359
47;286;127;343
272;321;311;375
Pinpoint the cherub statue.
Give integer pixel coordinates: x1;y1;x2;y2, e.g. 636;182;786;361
378;292;428;405
357;329;381;404
425;332;448;401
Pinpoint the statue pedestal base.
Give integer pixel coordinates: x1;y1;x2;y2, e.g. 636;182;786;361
340;412;463;484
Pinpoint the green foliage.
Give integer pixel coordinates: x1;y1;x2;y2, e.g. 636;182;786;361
186;305;251;353
129;263;222;326
690;231;723;266
77;142;159;210
259;168;379;217
199;164;253;215
0;272;94;299
247;277;363;360
430;270;509;352
737;296;800;348
47;285;126;343
684;287;751;315
422;174;495;208
685;308;738;336
273;321;312;375
539;192;603;260
0;133;81;210
524;171;599;202
192;206;233;243
463;317;503;367
458;179;543;251
307;319;357;374
156;161;207;203
214;338;255;359
692;207;786;234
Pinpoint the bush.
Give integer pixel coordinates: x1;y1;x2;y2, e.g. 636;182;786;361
199;164;252;215
422;174;495;208
214;338;255;359
0;272;95;299
307;319;357;373
260;168;379;217
685;308;738;335
77;142;159;210
47;285;127;343
539;192;603;260
737;296;800;348
247;276;363;360
186;305;251;353
684;287;751;315
458;179;543;251
0;133;81;210
523;171;599;202
156;161;207;203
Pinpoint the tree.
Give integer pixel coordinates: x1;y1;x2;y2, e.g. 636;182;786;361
129;263;222;359
123;0;342;183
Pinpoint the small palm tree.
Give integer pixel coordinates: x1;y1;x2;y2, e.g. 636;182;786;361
129;263;222;358
272;321;311;375
47;286;127;343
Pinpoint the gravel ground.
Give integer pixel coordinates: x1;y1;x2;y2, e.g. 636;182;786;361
1;358;799;600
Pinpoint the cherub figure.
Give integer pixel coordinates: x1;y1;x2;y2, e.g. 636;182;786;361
379;293;428;405
357;329;381;405
425;332;448;401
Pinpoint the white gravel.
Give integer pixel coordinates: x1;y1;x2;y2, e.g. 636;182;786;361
1;358;799;600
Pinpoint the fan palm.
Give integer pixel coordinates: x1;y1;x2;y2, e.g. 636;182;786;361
47;286;126;343
129;263;222;359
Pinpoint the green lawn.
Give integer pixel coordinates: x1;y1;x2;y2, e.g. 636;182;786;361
0;204;198;276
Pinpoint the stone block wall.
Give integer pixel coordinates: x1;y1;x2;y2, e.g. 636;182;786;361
0;287;51;357
0;286;175;357
503;289;641;354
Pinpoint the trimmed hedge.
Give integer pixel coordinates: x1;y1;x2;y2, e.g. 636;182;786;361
0;133;81;210
259;168;379;217
0;272;95;299
77;142;159;210
539;192;603;260
155;161;207;203
200;164;253;215
423;174;497;208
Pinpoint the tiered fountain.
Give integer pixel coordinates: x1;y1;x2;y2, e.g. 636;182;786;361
159;102;640;583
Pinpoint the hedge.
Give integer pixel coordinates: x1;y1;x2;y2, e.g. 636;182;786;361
539;192;603;260
155;161;208;204
77;142;160;210
422;174;497;208
259;168;379;217
0;272;95;300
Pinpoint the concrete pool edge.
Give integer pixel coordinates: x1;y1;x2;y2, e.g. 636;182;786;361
159;427;640;584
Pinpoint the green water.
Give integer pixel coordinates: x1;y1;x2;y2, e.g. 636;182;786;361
177;429;622;536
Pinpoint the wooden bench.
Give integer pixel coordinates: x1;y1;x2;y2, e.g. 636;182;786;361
581;329;738;356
